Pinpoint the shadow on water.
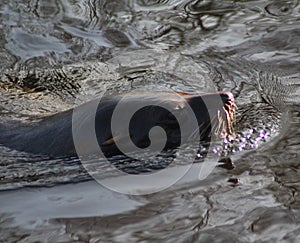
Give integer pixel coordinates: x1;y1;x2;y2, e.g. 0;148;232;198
0;0;299;241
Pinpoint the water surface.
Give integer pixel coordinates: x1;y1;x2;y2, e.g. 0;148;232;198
0;0;299;242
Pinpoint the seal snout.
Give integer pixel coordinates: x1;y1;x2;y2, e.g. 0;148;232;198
217;92;236;136
218;91;235;107
219;91;235;115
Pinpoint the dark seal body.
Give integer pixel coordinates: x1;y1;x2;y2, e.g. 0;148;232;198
0;92;235;158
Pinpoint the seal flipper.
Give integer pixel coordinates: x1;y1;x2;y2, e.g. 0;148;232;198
101;137;116;146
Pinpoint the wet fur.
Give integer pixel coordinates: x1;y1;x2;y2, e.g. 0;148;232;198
0;92;235;158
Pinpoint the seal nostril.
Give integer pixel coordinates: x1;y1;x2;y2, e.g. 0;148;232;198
219;92;234;105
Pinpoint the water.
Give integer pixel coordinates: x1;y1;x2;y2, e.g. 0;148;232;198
0;0;299;242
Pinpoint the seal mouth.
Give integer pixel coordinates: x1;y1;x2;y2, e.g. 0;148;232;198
180;91;236;142
214;92;236;138
218;92;237;138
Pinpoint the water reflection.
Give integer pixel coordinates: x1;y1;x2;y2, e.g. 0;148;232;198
265;1;297;17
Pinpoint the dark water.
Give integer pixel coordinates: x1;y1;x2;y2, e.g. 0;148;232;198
0;0;299;242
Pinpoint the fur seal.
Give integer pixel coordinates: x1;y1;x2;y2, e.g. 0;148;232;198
0;91;235;158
